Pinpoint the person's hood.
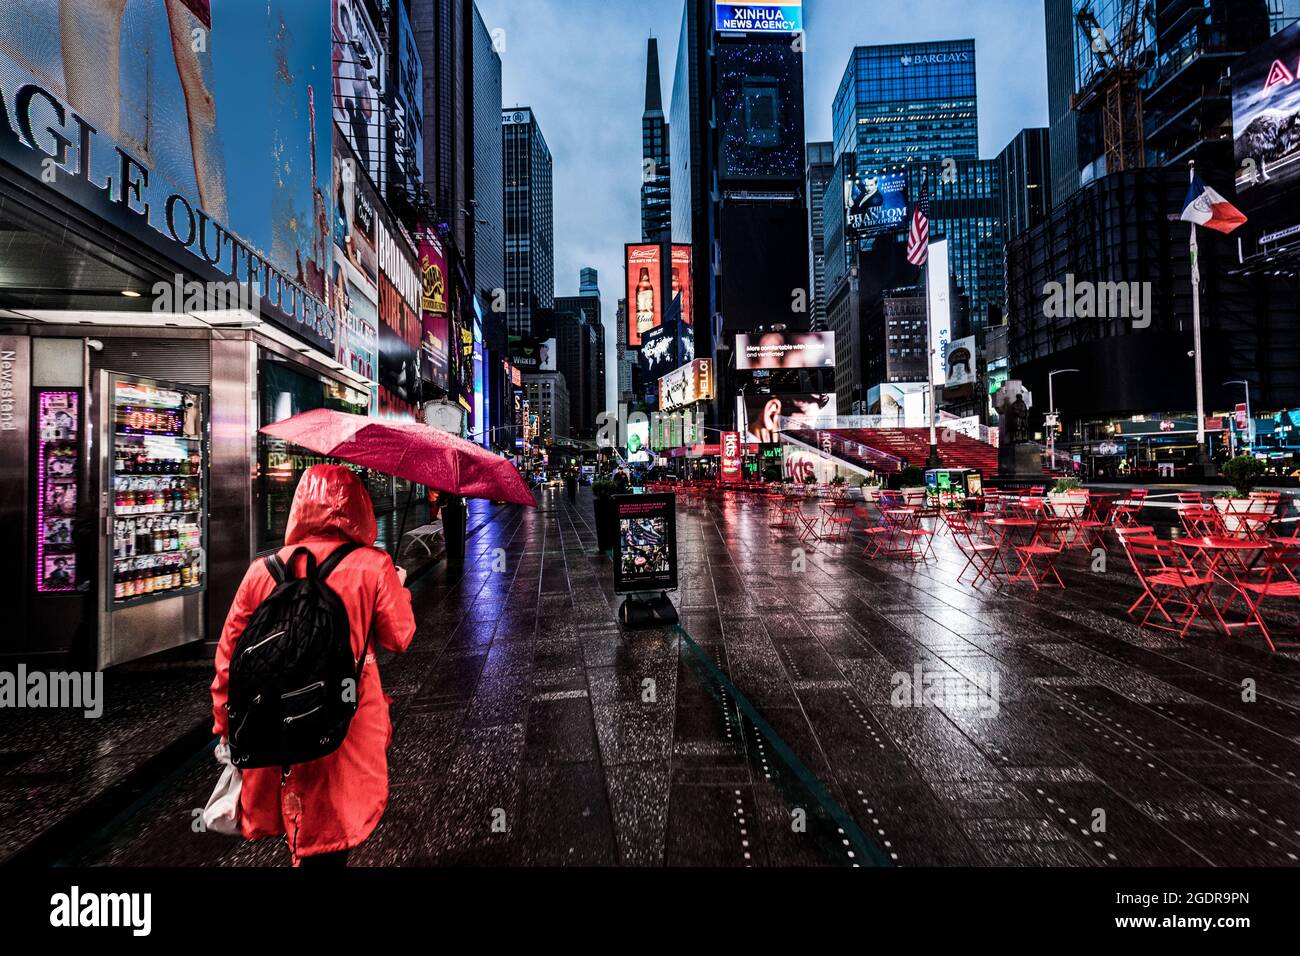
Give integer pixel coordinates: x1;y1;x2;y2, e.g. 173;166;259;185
284;464;377;547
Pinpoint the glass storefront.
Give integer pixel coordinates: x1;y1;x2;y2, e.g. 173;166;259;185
256;356;382;551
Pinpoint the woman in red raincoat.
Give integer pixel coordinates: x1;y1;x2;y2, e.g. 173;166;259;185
211;464;416;866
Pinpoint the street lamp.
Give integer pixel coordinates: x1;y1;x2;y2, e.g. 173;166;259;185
1047;369;1079;473
1224;380;1253;458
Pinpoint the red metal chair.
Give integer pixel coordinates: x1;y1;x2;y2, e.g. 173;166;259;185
946;510;1002;587
1118;534;1216;638
1110;488;1148;527
1005;517;1072;591
1234;543;1300;653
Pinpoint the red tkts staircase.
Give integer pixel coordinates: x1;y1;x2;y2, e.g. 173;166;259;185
786;428;1000;476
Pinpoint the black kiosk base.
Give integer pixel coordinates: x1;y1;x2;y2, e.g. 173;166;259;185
618;592;679;628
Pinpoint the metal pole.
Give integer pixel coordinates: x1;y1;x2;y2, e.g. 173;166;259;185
1048;374;1056;470
923;244;939;466
1189;164;1207;463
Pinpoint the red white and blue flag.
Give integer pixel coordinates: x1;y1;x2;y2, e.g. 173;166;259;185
1180;175;1247;235
906;179;930;266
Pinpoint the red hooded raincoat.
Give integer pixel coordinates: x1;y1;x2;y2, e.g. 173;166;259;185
211;465;416;862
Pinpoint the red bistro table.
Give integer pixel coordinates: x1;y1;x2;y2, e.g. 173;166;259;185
1174;537;1270;636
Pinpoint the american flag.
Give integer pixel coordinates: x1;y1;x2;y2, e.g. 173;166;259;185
907;176;930;266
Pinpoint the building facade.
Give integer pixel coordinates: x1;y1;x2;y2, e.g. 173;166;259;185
642;38;673;243
503;107;555;337
998;128;1053;244
523;372;570;441
554;273;605;438
806;141;835;330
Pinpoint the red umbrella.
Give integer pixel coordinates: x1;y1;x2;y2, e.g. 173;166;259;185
259;408;536;508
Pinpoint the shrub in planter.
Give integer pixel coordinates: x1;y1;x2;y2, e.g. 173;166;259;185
1047;476;1087;519
1216;455;1270;535
1221;455;1266;498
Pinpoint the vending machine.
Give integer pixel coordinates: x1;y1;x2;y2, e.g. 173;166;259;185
96;372;209;669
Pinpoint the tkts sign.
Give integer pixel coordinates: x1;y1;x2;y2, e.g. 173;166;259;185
721;431;743;483
0;57;335;354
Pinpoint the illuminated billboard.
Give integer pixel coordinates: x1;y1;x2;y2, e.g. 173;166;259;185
0;0;336;352
716;40;805;182
659;359;716;412
418;227;450;390
389;0;424;209
742;393;838;444
510;337;557;373
945;335;977;390
671;245;694;326
846;171;908;237
626;244;664;348
1234;22;1300;201
736;332;836;370
715;2;803;33
334;0;386;190
928;240;952;384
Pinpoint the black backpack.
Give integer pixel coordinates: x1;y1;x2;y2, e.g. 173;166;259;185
226;543;370;771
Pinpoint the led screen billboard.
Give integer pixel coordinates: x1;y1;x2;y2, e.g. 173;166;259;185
626;244;664;347
846;171;908;237
736;332;836;370
1233;22;1300;202
659;359;715;412
715;2;804;33
671;245;694;326
716;40;805;182
0;0;336;352
334;0;385;190
641;321;683;384
945;335;977;390
389;0;424;209
928;240;952;384
742;393;837;444
510;337;557;373
418;227;451;390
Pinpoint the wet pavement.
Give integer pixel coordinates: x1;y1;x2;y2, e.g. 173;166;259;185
40;487;1300;866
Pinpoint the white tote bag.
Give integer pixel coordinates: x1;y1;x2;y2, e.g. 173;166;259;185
202;740;242;836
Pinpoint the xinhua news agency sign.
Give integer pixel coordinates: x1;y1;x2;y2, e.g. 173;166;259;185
715;1;803;33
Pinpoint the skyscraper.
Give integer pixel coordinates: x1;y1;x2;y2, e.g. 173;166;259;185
832;41;979;167
555;270;605;438
470;6;504;306
830;41;1003;329
997;128;1053;245
642;38;672;243
1045;0;1272;200
806;142;835;330
503;107;554;336
1044;0;1081;207
670;0;809;430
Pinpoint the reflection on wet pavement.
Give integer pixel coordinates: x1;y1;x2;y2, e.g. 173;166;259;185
50;487;1300;866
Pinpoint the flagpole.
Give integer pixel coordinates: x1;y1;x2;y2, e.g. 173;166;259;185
1189;161;1208;465
917;169;939;469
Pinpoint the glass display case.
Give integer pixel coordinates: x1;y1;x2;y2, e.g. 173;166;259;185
107;375;207;606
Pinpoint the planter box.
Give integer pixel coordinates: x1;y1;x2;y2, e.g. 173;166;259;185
1047;492;1088;518
1213;496;1273;537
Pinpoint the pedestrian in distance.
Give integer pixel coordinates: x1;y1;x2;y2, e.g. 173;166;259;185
565;468;578;504
210;464;416;867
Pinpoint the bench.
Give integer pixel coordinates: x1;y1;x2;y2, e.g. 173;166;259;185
403;521;444;557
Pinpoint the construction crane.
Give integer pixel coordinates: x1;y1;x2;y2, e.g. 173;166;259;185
1071;1;1152;175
